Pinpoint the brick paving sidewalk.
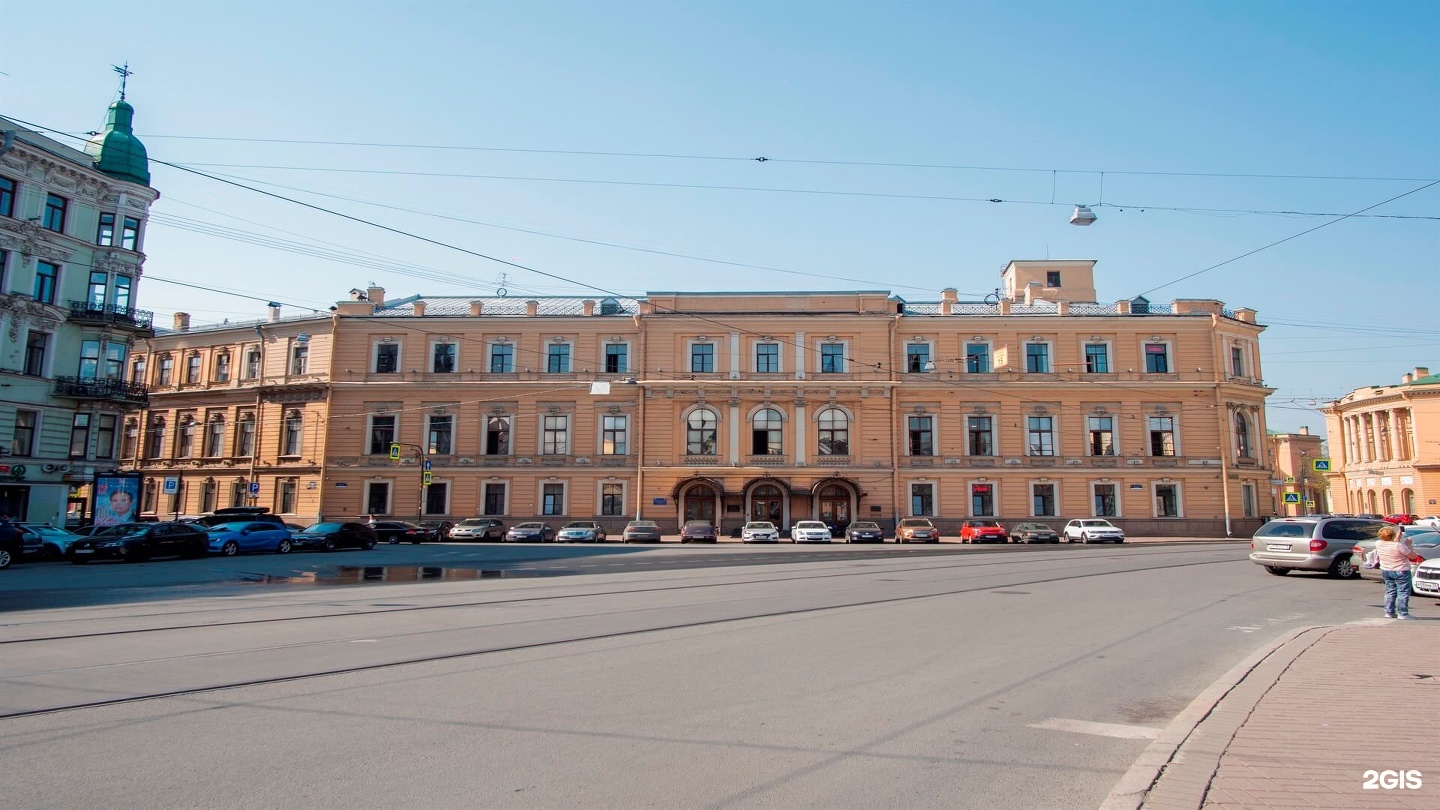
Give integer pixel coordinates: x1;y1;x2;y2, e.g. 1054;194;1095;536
1132;623;1440;810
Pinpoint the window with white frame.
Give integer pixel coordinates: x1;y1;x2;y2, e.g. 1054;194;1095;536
178;419;197;457
1148;415;1176;456
542;482;565;515
910;482;935;516
10;410;37;457
290;344;308;375
428;414;453;455
1026;416;1055;456
120;420;138;459
374;342;400;374
601;414;628;455
1144;342;1170;373
970;483;995;517
186;354;202;384
1093;483;1119;517
1087;416;1115;455
1231;346;1245;378
69;414;90;458
906;342;930;373
820;343;845;373
490;343;514;373
546;342;571;373
967;416;993;456
965;342;990;373
751;408;784;455
1235;411;1253;459
482;482;507;515
908;415;934;456
158;355;174;385
690;342;714;373
146;418;166;459
817;408;849;455
200;480;217;514
214;353;231;382
1031;483;1057;517
245;348;261;379
1084;343;1109;373
425;482;449;516
604;343;628;374
432;342;456;373
230;480;247;508
237;416;256;457
601;482;624;516
96;415;117;459
365;481;391;516
485;415;511;455
1155;483;1181;517
686;409;718;455
205;418;225;457
22;331;47;377
278;480;297;514
368;414;396;454
542;414;569;455
755;342;780;373
1025;342;1051;373
1242;483;1257;517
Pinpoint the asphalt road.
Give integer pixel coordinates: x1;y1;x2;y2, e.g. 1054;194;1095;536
0;542;1402;809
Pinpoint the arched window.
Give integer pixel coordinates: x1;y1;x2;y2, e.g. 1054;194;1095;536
752;408;784;455
1234;412;1252;459
1367;490;1378;513
1402;489;1415;514
1383;490;1395;514
817;408;849;455
686;409;718;455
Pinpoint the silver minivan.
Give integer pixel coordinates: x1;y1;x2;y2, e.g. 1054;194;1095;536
1249;517;1385;578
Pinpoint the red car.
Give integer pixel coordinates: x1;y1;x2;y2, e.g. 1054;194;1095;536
1383;514;1419;525
960;520;1009;543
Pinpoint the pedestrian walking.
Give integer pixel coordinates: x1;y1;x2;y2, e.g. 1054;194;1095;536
1375;525;1421;619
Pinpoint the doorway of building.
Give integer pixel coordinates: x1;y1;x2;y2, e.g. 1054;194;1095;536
0;485;30;521
750;484;784;524
817;483;851;532
683;484;717;523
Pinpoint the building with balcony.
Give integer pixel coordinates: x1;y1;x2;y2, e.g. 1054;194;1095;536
1321;366;1438;517
124;262;1273;536
0;98;158;523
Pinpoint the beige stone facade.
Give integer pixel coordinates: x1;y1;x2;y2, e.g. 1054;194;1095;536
1265;427;1326;516
1321;366;1439;518
124;261;1273;536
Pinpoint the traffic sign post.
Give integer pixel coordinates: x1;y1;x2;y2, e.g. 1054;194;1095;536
422;471;433;486
1283;493;1300;504
248;481;261;496
389;443;402;461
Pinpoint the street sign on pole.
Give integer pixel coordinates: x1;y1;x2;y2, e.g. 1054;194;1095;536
1304;500;1316;508
248;482;261;496
422;471;433;486
1283;493;1300;504
389;443;402;461
162;477;180;495
422;459;432;472
1312;458;1331;472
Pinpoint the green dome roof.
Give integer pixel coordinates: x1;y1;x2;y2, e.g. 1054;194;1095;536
84;99;150;186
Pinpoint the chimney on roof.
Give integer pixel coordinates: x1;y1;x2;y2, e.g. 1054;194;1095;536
1023;282;1040;306
1403;373;1414;385
940;288;958;302
526;300;539;317
1299;426;1310;436
469;300;483;317
582;299;596;316
412;301;427;317
1414;366;1430;380
366;286;385;307
174;312;190;331
267;302;281;322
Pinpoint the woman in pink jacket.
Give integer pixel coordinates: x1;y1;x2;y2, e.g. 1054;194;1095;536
1376;525;1421;619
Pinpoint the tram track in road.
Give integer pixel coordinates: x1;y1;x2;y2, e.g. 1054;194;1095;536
0;545;1241;646
0;549;1247;721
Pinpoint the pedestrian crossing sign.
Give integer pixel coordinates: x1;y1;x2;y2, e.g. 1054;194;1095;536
389;443;402;461
1312;458;1331;472
1283;493;1300;503
422;471;433;486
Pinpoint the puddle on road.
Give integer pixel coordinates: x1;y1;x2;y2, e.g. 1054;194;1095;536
241;565;561;586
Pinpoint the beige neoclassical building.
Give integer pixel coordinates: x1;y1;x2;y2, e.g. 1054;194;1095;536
1322;366;1438;517
122;260;1274;536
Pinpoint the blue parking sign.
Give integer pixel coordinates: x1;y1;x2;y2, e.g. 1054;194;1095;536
248;482;261;496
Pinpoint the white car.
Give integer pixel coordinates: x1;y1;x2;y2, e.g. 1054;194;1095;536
791;521;833;543
1414;557;1440;599
1416;516;1440;530
1063;519;1126;544
741;521;779;542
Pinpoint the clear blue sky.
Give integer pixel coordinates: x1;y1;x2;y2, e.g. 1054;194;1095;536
3;1;1436;434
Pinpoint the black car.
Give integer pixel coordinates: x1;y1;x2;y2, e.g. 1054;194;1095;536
844;522;886;543
1010;522;1061;544
68;522;209;564
418;520;454;541
0;525;20;569
371;521;428;544
292;522;378;552
195;507;287;528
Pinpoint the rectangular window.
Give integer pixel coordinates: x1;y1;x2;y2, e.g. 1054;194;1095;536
368;415;396;455
114;275;132;311
200;481;217;514
88;270;109;307
230;481;247;508
542;415;569;455
1032;483;1057;517
43;193;67;233
121;217;140;251
214;353;231;382
147;422;166;459
186;355;202;384
290;345;308;375
910;483;935;516
1094;484;1118;517
425;482;448;516
178;422;196;458
205;419;225;457
602;415;627;455
967;416;993;456
1084;343;1109;373
283;415;303;456
375;343;399;373
1231;347;1245;378
1087;416;1115;456
0;249;7;292
690;343;714;373
820;343;845;373
432;342;456;373
159;356;174;385
965;343;990;373
1242;483;1257;518
1148;416;1176;456
1156;484;1181;517
1027;416;1054;456
23;332;48;376
102;343;125;381
604;343;628;374
908;415;934;456
485;416;511;455
546;343;571;373
0;176;14;217
245;349;261;379
427;415;453;455
278;481;297;514
97;213;116;246
366;482;390;516
237;418;256;457
1046;270;1062;287
970;483;994;517
79;340;101;380
755;342;780;373
483;483;507;516
120;422;138;459
69;414;90;458
1025;342;1050;373
906;343;930;373
34;260;59;304
1145;343;1170;373
601;482;624;516
542;483;565;516
96;415;117;460
143;480;157;513
489;344;514;373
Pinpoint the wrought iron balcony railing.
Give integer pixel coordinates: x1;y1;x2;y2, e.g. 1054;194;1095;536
67;301;155;331
52;376;150;405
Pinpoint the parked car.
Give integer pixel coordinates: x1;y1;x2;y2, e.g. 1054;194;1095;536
1248;516;1384;578
68;522;209;564
1413;556;1440;600
558;521;607;543
505;522;556;543
896;517;939;543
449;518;506;541
679;521;717;543
622;520;663;543
371;521;428;544
205;521;294;556
960;520;1009;543
1063;519;1127;544
1416;516;1440;530
0;525;21;569
741;521;780;542
1010;522;1061;544
791;520;833;543
418;520;454;541
1383;514;1419;525
844;521;885;543
195;507;287;528
20;524;86;559
1349;529;1440;581
291;522;378;552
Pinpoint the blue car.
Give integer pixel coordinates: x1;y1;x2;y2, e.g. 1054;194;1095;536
206;521;294;556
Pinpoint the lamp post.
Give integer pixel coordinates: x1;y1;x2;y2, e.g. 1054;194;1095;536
388;441;428;521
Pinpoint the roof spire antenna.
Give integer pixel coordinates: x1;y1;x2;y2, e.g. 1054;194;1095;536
112;62;133;100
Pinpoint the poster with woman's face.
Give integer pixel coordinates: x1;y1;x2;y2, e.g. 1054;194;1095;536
93;475;141;526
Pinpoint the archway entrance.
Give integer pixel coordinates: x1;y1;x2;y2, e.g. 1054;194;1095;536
683;484;718;523
817;483;852;531
750;484;784;523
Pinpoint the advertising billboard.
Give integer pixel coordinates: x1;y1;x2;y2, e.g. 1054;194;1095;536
92;473;142;526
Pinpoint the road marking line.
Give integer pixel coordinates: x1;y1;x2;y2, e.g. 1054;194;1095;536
350;639;378;643
1227;625;1263;633
1029;718;1160;739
